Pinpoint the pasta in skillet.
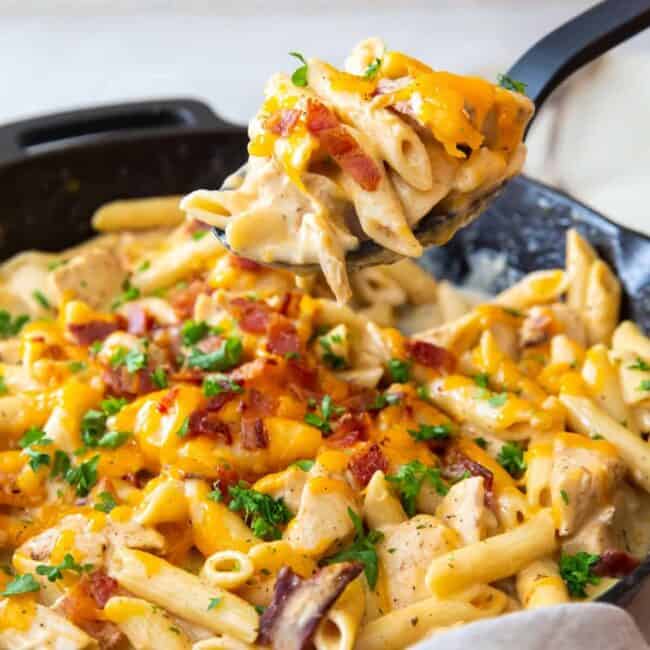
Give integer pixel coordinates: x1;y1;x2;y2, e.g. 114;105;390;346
1;195;650;650
182;39;534;302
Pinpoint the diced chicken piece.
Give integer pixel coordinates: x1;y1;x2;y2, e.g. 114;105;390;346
0;601;97;649
436;476;497;546
377;514;457;609
0;339;22;364
551;437;625;536
519;306;553;348
255;466;308;514
285;466;359;557
562;505;617;556
49;248;126;310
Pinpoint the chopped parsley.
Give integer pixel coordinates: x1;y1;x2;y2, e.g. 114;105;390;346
68;361;86;373
81;409;108;447
0;310;29;338
323;508;383;589
136;260;150;273
207;486;223;502
363;57;382;79
304;395;344;434
111;281;140;310
24;447;50;472
629;357;650;371
497;442;527;478
19;427;51;449
228;483;292;540
408;423;453;442
474;437;488;450
207;596;222;610
386;460;448;516
497;73;527;94
51;450;71;479
560;489;570;505
181;319;210;346
64;455;100;497
176;416;190;438
192;230;209;241
97;431;130;449
187;337;243;372
488;393;508;408
416;385;430;402
151;367;168;389
203;374;243;397
388;358;411;383
368;392;402;410
32;290;51;310
559;552;601;598
94;491;117;513
110;346;148;373
474;373;489;389
319;335;346;370
36;553;93;582
47;258;68;271
638;379;650;392
2;573;40;596
289;51;308;87
100;397;128;416
291;459;315;472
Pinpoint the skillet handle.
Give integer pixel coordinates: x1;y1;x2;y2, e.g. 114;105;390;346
0;98;241;167
509;0;650;118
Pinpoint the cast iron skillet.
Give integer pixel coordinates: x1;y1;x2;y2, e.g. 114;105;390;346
0;3;649;608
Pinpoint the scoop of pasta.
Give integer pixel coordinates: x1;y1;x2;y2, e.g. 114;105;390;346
182;38;534;302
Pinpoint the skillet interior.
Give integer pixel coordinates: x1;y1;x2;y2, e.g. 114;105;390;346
0;100;649;605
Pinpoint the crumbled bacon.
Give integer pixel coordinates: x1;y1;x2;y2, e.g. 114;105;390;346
267;317;300;356
68;320;119;345
169;279;209;319
341;388;381;413
258;563;363;650
286;359;318;394
277;292;303;319
103;366;155;398
205;389;239;413
86;571;119;609
125;304;153;336
305;99;381;192
407;340;457;372
157;386;179;414
187;409;232;443
593;550;640;578
241;418;269;450
442;448;495;509
328;412;369;448
231;297;271;334
230;254;263;272
241;387;277;418
265;108;302;137
348;443;388;487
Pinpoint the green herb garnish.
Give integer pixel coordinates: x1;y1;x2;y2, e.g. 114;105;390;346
408;423;453;442
2;573;40;596
151;367;168;389
289;51;308;87
497;73;527;94
94;491;117;513
386;461;448;516
36;553;93;582
388;358;411;383
228;483;292;540
0;310;29;338
187;337;243;372
363;57;382;79
497;441;526;478
32;290;51;310
304;395;344;434
559;552;601;598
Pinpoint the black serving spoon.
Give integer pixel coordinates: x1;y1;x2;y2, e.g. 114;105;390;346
212;0;650;272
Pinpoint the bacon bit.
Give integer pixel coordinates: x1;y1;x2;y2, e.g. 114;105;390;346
407;340;457;373
241;418;269;450
258;563;363;650
86;571;119;609
170;367;204;383
103;367;155;398
206;390;239;413
277;292;303;319
341;389;381;413
328;413;369;448
265;108;302;137
267;316;300;356
230;254;263;272
593;550;640;578
121;469;154;489
125;304;153;336
305;99;381;192
187;409;232;443
241;388;277;418
231;297;271;334
68;320;119;345
157;386;179;414
212;464;240;502
348;443;388;487
169;279;209;319
287;359;318;393
442;448;496;509
77;620;124;649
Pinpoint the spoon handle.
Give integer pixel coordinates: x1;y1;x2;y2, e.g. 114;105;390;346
509;0;650;118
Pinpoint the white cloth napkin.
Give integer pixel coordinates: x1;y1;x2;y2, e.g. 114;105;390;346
413;603;649;650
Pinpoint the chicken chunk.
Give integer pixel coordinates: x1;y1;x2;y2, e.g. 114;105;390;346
49;248;126;310
377;515;456;609
436;476;497;546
